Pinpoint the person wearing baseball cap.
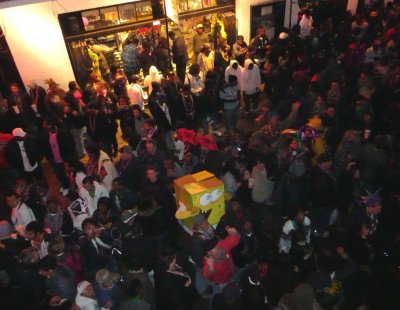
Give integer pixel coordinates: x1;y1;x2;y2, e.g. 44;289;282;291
193;22;209;62
5;127;43;182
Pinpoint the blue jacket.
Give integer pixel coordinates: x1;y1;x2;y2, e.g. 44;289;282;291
122;43;139;73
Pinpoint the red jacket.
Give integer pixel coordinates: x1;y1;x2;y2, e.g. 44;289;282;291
202;234;240;284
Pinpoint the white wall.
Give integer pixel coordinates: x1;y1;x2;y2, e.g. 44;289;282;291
284;0;299;30
347;0;358;15
236;0;274;43
0;0;138;90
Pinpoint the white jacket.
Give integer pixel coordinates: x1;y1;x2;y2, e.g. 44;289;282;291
299;14;313;38
127;83;145;108
75;295;100;310
197;51;214;76
185;72;204;95
97;150;119;191
11;202;36;231
225;60;243;89
279;217;311;253
78;181;109;216
241;59;261;95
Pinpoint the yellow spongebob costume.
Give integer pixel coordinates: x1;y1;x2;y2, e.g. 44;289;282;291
174;171;225;226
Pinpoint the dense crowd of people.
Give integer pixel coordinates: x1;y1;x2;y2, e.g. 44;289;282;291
1;2;400;309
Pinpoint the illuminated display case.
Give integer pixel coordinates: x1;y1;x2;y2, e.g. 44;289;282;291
171;0;229;13
82;9;102;31
76;1;157;33
177;1;188;13
118;3;137;23
203;0;217;8
100;6;120;27
135;1;153;21
188;0;203;11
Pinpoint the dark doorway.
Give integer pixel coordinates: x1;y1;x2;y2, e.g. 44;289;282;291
0;27;24;97
250;1;286;40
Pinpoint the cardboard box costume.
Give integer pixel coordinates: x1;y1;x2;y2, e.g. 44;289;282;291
174;171;225;226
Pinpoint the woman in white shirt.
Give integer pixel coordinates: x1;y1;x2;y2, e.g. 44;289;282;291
127;75;147;110
184;63;204;96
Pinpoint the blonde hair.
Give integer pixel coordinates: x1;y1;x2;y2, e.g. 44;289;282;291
19;247;39;264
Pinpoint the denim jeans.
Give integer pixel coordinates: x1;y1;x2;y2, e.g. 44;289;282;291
244;92;259;111
164;130;176;152
224;107;238;134
202;112;219;135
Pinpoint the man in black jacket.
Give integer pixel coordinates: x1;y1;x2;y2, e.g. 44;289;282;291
5;127;43;182
115;146;145;192
80;218;113;277
169;31;188;84
148;87;176;152
309;153;336;235
110;177;138;212
8;83;36;133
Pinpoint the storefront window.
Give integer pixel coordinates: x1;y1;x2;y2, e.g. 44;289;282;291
63;1;236;87
188;0;203;11
82;9;102;31
135;1;153;21
100;6;120;27
215;0;234;4
202;0;217;8
118;3;137;23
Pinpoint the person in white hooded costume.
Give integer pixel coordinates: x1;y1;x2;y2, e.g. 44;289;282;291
241;59;261;111
143;65;162;95
224;59;243;89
